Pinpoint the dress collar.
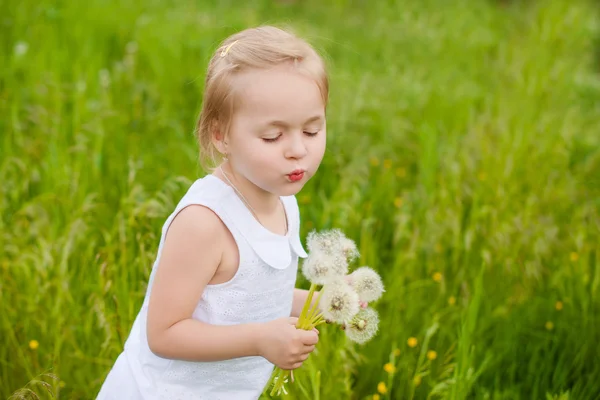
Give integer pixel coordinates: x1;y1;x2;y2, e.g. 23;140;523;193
205;175;308;269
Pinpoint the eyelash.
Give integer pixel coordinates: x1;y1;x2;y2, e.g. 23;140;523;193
263;131;319;143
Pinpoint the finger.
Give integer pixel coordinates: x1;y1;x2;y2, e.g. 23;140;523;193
301;331;319;345
288;317;299;326
303;344;316;353
292;361;304;370
313;328;319;334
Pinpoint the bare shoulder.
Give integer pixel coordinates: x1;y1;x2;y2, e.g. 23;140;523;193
155;204;227;286
166;204;225;243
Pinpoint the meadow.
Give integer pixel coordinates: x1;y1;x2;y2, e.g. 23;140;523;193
2;0;600;399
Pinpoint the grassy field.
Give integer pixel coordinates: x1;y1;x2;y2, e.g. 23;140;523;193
2;0;600;399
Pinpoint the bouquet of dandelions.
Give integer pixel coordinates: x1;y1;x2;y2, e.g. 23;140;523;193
267;229;385;397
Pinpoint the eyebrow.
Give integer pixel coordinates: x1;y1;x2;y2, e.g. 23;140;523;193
264;115;324;128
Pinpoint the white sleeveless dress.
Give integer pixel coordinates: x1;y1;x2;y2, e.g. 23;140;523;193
97;174;308;400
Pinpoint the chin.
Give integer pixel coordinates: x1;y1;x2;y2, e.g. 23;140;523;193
273;181;306;197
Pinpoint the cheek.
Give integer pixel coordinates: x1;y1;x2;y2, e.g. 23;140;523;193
235;141;277;169
311;133;327;160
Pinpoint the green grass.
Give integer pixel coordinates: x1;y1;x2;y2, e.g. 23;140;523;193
2;0;600;399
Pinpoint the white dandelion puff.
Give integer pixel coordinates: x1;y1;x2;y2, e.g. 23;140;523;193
307;229;358;260
340;236;360;263
307;229;344;255
319;280;360;323
347;267;385;302
302;250;349;285
14;41;29;58
345;307;380;344
99;69;111;88
125;41;138;54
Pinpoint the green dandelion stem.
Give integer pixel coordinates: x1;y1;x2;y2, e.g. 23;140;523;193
311;315;326;326
270;368;288;396
298;283;318;328
304;289;324;328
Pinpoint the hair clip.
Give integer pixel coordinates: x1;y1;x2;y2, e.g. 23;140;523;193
220;40;238;57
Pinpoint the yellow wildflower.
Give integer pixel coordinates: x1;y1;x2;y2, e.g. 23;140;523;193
545;321;554;331
570;252;579;262
383;159;393;169
377;381;387;394
384;363;396;374
29;340;39;350
414;375;422;386
394;197;403;208
433;272;443;282
393;348;401;356
427;350;437;360
396;167;407;177
370;157;380;167
448;296;456;306
555;301;563;311
407;337;418;348
372;395;381;400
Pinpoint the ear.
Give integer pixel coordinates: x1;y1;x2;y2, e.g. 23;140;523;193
210;120;228;156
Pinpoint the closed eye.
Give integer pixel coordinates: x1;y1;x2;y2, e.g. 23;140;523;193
262;134;282;143
263;131;319;142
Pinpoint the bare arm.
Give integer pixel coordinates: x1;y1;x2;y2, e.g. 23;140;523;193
146;205;262;361
290;288;320;318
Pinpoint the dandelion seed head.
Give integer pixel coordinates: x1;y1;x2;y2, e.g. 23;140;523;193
302;251;348;284
348;267;385;302
307;229;358;263
320;280;360;323
125;41;138;54
14;41;29;57
340;236;360;262
99;69;111;88
345;307;379;344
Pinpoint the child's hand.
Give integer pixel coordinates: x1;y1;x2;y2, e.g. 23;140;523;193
258;317;319;370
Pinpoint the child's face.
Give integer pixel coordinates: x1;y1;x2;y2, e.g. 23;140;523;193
225;64;327;196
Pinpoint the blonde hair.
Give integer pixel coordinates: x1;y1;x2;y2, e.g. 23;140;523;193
196;25;329;171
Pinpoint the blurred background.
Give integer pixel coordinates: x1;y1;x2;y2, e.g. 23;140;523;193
1;0;600;399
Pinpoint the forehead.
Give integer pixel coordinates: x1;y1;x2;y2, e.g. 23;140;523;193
232;65;325;125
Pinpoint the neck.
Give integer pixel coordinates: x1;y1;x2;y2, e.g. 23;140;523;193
217;163;280;217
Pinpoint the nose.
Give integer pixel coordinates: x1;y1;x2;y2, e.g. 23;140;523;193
285;132;308;159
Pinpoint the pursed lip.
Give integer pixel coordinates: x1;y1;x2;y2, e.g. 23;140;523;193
287;169;306;175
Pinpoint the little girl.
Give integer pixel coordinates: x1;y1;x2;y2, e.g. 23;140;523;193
97;25;329;399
